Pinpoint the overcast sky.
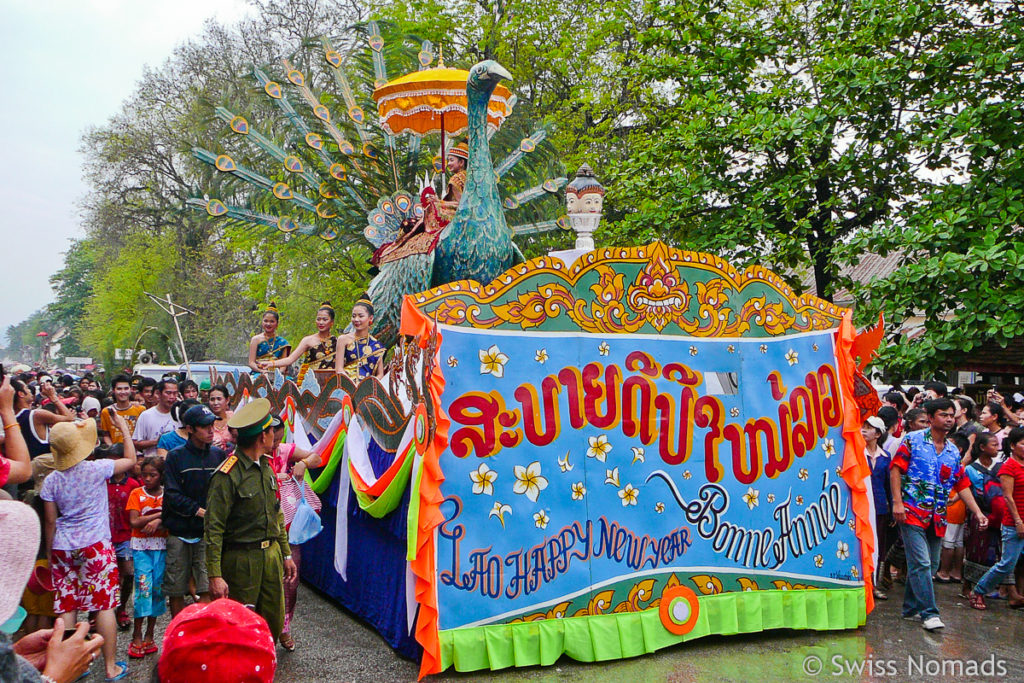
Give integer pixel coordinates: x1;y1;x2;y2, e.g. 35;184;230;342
0;0;253;336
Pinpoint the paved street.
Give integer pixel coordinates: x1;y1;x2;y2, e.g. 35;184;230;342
83;581;1024;682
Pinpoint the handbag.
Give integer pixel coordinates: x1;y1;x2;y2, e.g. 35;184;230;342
288;476;323;545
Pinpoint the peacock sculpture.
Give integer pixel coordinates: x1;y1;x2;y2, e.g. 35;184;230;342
188;22;568;346
432;60;516;286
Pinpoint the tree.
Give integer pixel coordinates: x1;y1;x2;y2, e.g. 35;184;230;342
848;1;1024;376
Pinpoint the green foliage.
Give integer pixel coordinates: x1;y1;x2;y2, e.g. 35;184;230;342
17;0;1023;380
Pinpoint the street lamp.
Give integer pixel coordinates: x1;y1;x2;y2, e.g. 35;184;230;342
565;163;605;251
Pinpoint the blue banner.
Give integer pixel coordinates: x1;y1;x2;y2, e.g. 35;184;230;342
434;324;863;630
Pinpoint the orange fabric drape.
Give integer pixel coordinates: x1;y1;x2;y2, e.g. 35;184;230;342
399;295;450;678
835;311;876;615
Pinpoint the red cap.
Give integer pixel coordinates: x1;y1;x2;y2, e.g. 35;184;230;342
158;599;276;683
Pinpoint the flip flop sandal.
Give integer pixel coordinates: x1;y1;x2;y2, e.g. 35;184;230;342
105;662;130;681
116;610;131;630
280;632;296;651
969;592;987;611
128;642;146;659
143;640;158;654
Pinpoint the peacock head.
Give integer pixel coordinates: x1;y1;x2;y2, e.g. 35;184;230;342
467;60;512;93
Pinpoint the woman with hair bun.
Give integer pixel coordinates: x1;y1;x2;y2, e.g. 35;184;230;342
340;298;386;381
260;302;347;385
247;302;291;374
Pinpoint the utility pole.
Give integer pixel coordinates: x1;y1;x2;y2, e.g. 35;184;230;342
144;292;195;378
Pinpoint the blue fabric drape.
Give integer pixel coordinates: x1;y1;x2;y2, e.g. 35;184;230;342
299;438;421;659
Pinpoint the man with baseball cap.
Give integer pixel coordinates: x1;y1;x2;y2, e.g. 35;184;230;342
163;404;226;616
205;399;295;641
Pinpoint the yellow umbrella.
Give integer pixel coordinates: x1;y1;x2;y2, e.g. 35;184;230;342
372;66;514;171
373;66;513;136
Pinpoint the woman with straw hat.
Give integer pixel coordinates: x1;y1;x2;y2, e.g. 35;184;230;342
0;499;104;682
40;415;136;681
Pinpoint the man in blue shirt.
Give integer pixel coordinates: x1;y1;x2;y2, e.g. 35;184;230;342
162;405;225;616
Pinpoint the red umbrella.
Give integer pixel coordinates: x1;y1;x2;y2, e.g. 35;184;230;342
35;331;48;337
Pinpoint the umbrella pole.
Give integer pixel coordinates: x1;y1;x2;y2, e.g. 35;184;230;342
441;112;446;189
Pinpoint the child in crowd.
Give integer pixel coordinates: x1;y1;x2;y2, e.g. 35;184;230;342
156;400;199;457
106;442;140;630
126;456;168;658
863;416;892;600
41;415;136;681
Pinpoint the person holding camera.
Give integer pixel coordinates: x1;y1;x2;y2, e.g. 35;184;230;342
12;378;74;460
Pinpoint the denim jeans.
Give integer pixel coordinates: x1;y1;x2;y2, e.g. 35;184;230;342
900;523;942;619
974;525;1024;596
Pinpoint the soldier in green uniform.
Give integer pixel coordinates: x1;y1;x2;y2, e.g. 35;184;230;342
205;398;296;640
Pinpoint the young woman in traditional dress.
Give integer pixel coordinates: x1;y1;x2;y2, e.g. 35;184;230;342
260;302;346;385
247;303;291;374
339;299;386;381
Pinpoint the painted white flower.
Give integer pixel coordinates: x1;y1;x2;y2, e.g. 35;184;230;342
848;520;856;532
814;554;824;568
730;407;740;418
533;510;550;529
785;349;799;366
631;446;645;465
470;463;497;495
812;343;820;352
587;434;612;462
682;470;692;480
836;540;850;560
742;487;759;510
655;502;665;513
571;481;586;500
727;344;736;353
534;348;549;364
766;492;776;503
488;501;512;527
798;468;809;481
598;341;610;356
479;344;510;378
618;483;639;507
446;355;459;367
796;495;805;505
835;466;843;478
512;461;549;502
822;438;836;458
557;451;573;473
605;467;620;487
851;566;859;579
759;344;768;353
689;345;698;356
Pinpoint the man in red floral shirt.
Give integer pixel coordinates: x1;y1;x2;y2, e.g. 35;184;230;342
890;398;988;631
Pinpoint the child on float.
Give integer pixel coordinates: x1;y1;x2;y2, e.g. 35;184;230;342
126;456;168;658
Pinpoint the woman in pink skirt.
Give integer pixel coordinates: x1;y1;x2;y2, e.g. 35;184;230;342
269;416;322;651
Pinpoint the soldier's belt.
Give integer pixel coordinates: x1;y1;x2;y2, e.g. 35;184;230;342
224;539;274;550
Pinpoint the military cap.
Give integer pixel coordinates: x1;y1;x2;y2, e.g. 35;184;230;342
226;397;274;439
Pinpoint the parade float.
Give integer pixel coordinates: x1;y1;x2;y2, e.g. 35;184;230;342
195;22;880;678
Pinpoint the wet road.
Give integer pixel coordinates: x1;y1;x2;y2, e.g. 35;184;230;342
88;581;1024;682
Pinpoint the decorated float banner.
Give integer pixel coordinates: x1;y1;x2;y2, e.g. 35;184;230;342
407;243;875;674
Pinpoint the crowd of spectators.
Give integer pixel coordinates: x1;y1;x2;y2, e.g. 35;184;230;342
0;366;288;682
869;381;1024;632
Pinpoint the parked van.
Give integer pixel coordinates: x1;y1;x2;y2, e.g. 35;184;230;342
132;364;182;381
179;361;251;386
